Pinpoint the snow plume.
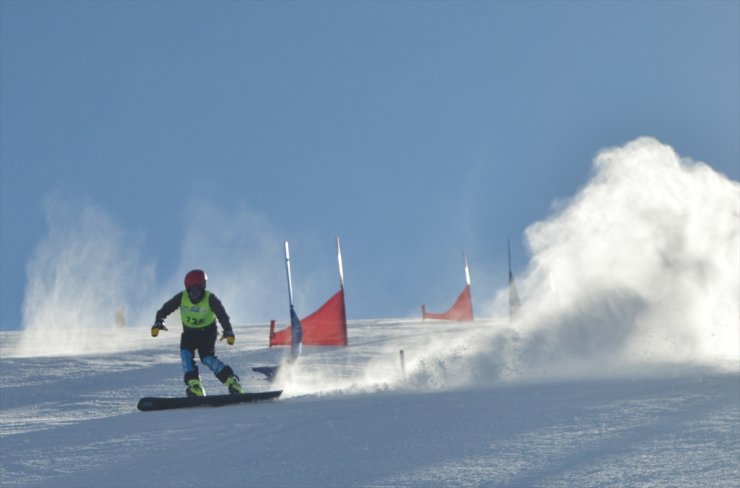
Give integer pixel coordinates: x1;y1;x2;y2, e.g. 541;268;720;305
408;137;739;388
518;137;738;370
15;195;157;357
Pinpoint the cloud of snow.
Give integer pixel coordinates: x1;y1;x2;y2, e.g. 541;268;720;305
468;137;739;383
15;194;158;356
254;137;739;397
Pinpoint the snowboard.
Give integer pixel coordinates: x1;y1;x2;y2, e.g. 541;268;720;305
137;390;282;411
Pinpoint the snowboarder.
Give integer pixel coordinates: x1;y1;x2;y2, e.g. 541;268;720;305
151;269;244;397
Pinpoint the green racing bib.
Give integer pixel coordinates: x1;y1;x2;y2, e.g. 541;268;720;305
180;291;216;328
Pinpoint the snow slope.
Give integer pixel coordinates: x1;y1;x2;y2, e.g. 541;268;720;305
2;138;739;486
1;319;738;488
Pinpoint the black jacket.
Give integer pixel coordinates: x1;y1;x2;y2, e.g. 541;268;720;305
155;291;233;331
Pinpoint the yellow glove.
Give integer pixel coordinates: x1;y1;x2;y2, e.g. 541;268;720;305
151;322;168;337
220;330;235;345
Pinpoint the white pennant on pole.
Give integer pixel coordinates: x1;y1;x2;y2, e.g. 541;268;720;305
284;241;295;307
336;236;345;289
463;252;471;286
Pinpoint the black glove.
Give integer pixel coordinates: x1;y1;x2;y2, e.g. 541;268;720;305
220;329;235;345
151;321;168;337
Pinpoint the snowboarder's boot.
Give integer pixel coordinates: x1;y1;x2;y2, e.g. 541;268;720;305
224;375;244;395
186;378;206;397
215;365;244;395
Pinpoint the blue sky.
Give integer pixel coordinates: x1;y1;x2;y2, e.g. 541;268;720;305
1;1;738;331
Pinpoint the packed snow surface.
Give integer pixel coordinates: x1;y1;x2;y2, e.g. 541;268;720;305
1;319;737;487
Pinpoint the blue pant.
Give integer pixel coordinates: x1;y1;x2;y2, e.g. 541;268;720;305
180;349;226;376
179;323;234;383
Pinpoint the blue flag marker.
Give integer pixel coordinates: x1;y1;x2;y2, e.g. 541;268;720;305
284;241;303;361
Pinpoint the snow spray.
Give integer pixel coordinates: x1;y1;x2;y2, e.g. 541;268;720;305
486;137;739;380
407;137;739;387
13;195;157;356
